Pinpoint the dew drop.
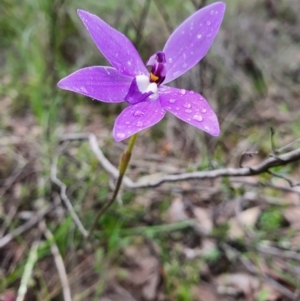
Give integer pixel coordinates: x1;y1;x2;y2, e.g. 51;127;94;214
168;58;173;63
173;71;180;77
189;91;194;95
207;21;211;25
169;98;176;103
204;126;209;131
185;109;192;113
175;107;180;111
210;10;214;15
202;108;207;113
183;103;191;108
192;114;203;122
80;86;87;93
182;63;187;68
136;121;143;127
197;34;202;39
207;34;212;38
125;121;130;125
116;132;125;139
127;61;132;65
180;89;186;95
133;110;144;117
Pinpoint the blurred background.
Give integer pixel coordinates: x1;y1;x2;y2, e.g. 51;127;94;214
1;0;300;300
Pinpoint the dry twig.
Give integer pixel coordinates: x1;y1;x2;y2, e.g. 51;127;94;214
59;133;300;189
39;221;72;301
50;148;88;238
222;243;299;300
0;206;52;248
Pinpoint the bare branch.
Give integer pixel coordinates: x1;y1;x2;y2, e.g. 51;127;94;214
50;148;88;238
0;206;52;248
39;221;72;301
59;133;300;190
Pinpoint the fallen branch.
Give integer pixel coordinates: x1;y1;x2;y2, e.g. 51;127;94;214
0;206;52;248
59;133;300;189
39;221;72;301
50;149;88;238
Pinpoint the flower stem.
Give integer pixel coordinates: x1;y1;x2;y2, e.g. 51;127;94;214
87;133;138;239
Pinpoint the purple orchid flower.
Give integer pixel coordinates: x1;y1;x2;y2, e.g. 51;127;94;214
58;2;226;141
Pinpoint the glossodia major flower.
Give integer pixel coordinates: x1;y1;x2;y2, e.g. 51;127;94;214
58;2;226;141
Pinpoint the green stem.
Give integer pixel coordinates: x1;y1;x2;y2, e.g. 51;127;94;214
87;133;138;239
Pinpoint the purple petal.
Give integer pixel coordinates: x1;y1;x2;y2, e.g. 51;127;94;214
57;66;133;103
159;87;219;136
163;2;226;84
77;9;148;77
113;100;166;141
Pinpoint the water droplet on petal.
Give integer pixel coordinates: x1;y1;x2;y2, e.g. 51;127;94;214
168;58;173;63
202;108;207;113
207;34;212;38
180;89;186;95
197;34;202;39
80;86;87;93
169;98;176;103
182;63;187;68
192;114;203;122
136;121;143;127
173;71;180;77
207;21;211;25
189;91;194;95
175;107;180;111
185;109;192;113
183;103;191;108
116;132;126;139
210;10;215;15
205;126;209;131
127;61;132;65
125;121;130;125
133;110;144;117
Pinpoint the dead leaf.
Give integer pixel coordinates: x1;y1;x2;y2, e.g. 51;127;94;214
192;285;221;301
100;283;138;301
193;208;213;234
283;207;300;229
121;246;161;301
228;206;261;239
215;273;260;301
167;197;188;223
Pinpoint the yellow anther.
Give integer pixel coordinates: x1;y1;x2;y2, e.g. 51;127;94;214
150;72;159;83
